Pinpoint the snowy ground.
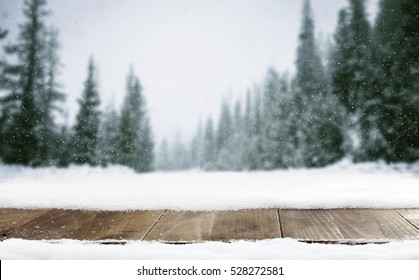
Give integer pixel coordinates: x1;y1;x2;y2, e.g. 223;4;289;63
0;159;418;211
1;160;419;260
1;238;419;260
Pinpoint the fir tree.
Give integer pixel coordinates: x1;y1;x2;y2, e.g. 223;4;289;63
37;28;65;165
373;0;419;161
216;99;246;171
98;102;120;166
348;0;387;161
118;67;153;172
71;58;101;166
330;9;352;110
135;116;154;172
247;87;264;170
203;118;216;170
215;100;233;155
156;139;170;170
296;0;344;167
190;121;204;168
296;0;327;98
242;89;256;170
260;68;282;169
0;0;50;165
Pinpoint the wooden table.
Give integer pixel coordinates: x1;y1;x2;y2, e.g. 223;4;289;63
1;208;419;244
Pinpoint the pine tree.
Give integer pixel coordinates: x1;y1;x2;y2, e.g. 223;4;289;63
170;134;190;170
0;0;49;165
98;102;120;167
247;87;264;170
118;67;153;172
56;110;71;167
330;9;352;110
296;0;327;98
260;68;282;169
296;0;344;167
203;118;216;170
216;99;246;171
71;58;101;166
135;116;154;172
190;121;204;168
242;89;256;170
373;0;419;161
215;100;233;156
156;138;170;170
348;0;387;161
37;28;65;165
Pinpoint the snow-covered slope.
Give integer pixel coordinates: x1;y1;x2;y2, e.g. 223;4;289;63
0;160;418;210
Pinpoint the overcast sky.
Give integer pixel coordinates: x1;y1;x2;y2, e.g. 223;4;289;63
0;0;378;142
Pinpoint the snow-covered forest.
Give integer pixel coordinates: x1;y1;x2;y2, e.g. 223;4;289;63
157;0;419;171
0;0;153;172
1;0;418;173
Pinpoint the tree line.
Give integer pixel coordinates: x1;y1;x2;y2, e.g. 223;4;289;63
0;0;153;172
157;0;418;171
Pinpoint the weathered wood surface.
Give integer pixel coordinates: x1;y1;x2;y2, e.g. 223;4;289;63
1;208;419;243
396;209;419;230
279;210;345;241
330;209;419;241
144;209;281;242
7;209;163;240
0;208;48;237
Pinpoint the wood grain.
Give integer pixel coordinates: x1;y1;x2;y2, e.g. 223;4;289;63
330;209;419;241
3;208;419;243
396;209;419;230
144;209;280;242
279;209;344;241
7;209;163;240
0;208;48;236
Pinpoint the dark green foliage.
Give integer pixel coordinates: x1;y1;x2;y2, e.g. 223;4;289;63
330;9;352;110
37;28;66;166
71;58;101;166
296;0;327;97
372;0;419;162
98;104;120;167
118;67;153;172
260;68;283;169
295;0;345;167
203;118;216;170
136;116;154;172
215;101;233;155
0;0;66;166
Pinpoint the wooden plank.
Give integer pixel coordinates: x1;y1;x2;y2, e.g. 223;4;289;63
0;208;49;236
7;209;164;240
330;209;419;241
396;209;419;229
144;209;280;242
279;209;344;241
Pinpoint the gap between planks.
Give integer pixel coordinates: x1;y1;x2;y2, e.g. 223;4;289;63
141;210;167;241
276;209;284;238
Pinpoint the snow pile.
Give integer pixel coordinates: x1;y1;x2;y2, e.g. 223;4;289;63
1;238;419;260
0;160;418;211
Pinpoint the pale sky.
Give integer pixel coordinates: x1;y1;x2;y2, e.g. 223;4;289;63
0;0;378;142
